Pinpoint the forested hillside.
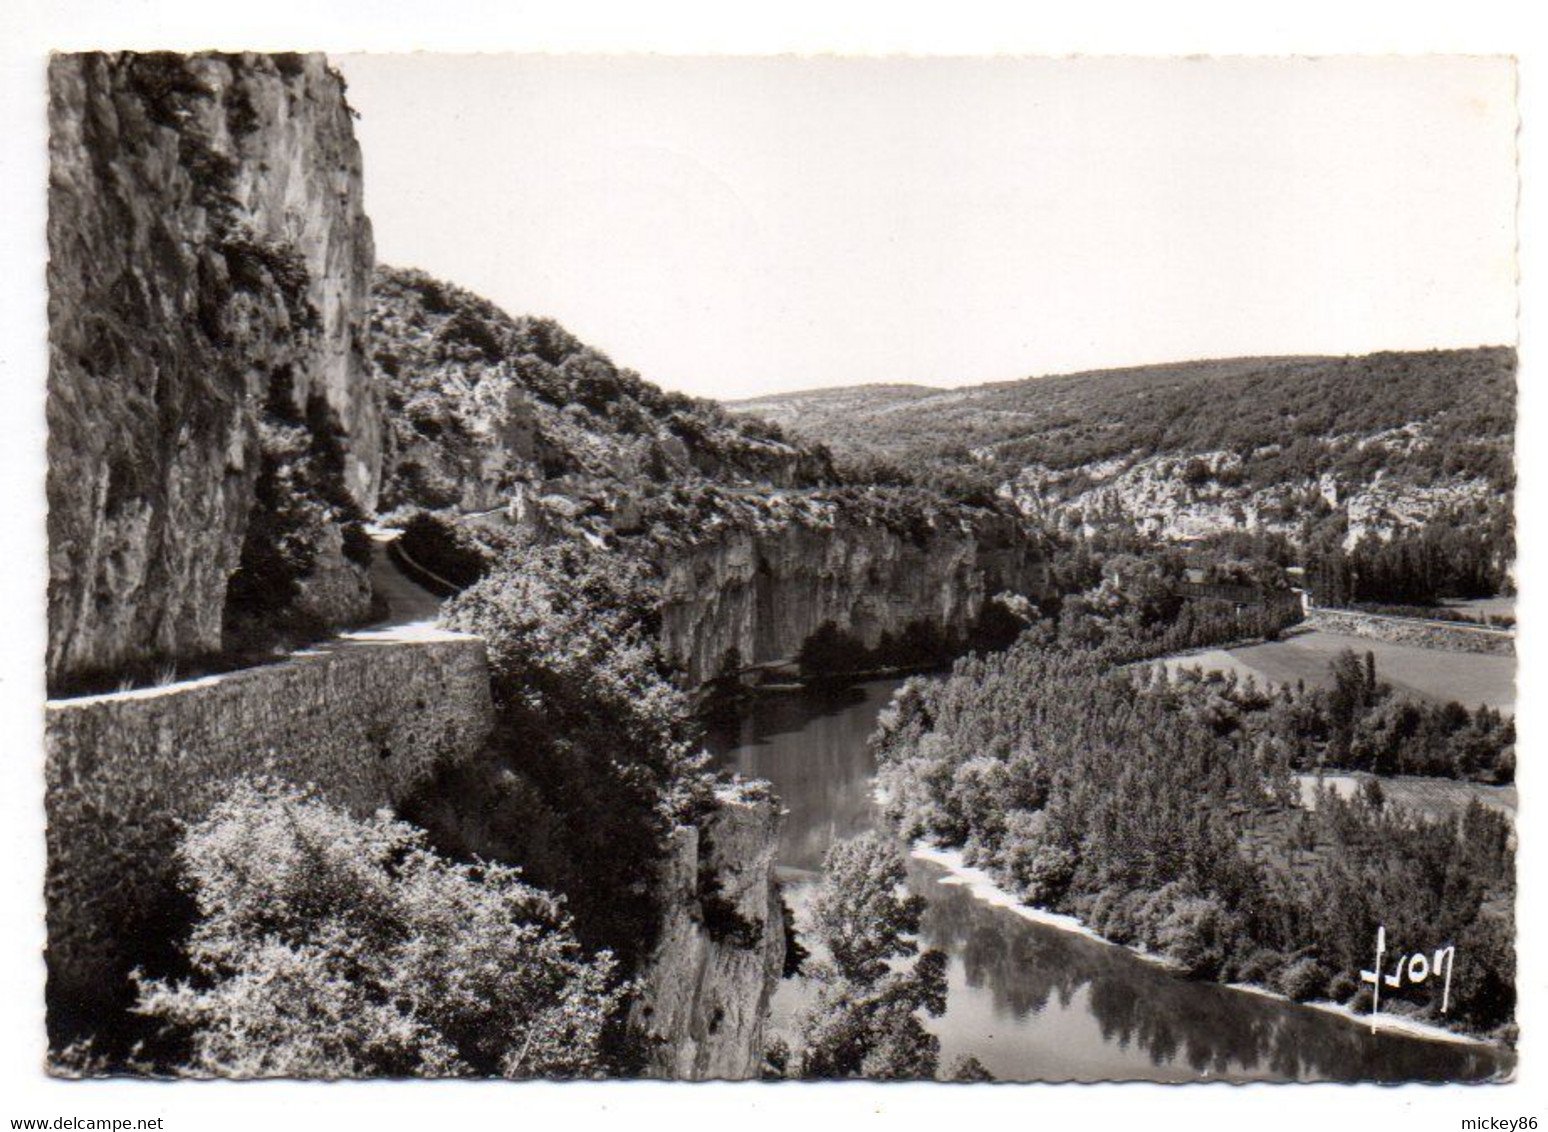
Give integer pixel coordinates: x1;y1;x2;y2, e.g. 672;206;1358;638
735;348;1517;603
873;641;1516;1039
735;349;1514;491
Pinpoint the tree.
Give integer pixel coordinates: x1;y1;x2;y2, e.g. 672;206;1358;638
133;778;625;1078
796;620;866;678
417;541;716;968
795;835;948;1079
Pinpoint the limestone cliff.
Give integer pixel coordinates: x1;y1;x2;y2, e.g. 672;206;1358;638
46;52;376;688
632;786;785;1080
650;492;1050;683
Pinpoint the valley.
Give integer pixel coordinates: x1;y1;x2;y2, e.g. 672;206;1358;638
40;49;1518;1086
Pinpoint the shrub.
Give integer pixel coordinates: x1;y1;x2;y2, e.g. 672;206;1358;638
225;387;365;637
1449;914;1516;1031
1326;971;1360;1004
340;521;373;569
1236;948;1286;987
1157;895;1236;978
948;1055;995;1082
133;778;625;1078
998;828;1076;908
796;620;868;678
1276;957;1331;1002
796;836;947;1080
394;510;491;592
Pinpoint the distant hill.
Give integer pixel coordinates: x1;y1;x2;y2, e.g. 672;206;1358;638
731;348;1517;549
733;349;1514;487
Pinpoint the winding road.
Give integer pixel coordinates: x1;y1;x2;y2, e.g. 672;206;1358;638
337;527;459;643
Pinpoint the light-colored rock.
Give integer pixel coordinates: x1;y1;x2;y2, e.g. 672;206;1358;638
632;786;785;1080
656;503;1049;683
46;52;375;687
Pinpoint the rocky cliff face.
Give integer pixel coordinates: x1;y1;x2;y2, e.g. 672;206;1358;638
632;787;785;1080
46;52;376;688
1004;445;1501;550
653;494;1049;683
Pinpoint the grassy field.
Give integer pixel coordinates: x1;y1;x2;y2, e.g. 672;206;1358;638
1296;773;1517;824
1159;627;1516;714
1441;596;1516;625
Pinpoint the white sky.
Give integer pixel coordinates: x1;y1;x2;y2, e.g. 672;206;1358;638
338;54;1518;400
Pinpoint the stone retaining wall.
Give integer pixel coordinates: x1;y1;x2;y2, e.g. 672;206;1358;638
44;633;493;1031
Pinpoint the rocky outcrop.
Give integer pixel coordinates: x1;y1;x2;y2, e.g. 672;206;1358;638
654;496;1050;683
632;786;785;1080
370;266;832;515
1004;450;1500;549
46;52;376;688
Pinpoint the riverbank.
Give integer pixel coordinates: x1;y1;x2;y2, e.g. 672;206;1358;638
909;842;1502;1053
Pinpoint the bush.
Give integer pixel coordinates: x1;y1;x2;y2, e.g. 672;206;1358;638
1449;914;1516;1031
997;823;1076;908
1326;971;1360;1004
1157;895;1236;978
340;521;374;569
1236;948;1286;987
796;621;868;678
796;836;947;1079
1276;957;1331;1002
225;387;365;636
133;778;624;1078
395;510;491;592
948;1055;995;1082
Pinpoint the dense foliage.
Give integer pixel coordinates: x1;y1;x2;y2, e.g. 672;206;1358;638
132;778;624;1078
1162;651;1514;783
392;509;502;592
737;348;1516;493
224;378;372;644
873;641;1515;1035
1307;512;1515;607
795;597;1033;681
1033;544;1304;665
736;348;1517;615
775;835;950;1080
402;536;716;977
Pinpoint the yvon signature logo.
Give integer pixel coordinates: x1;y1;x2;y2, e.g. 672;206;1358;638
1359;925;1455;1030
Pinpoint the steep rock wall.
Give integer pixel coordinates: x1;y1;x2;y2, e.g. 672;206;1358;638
46;52;376;687
44;632;493;1038
656;507;1049;683
632;787;785;1080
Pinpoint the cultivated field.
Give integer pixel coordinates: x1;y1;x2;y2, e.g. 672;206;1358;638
1160;627;1516;713
1296;773;1517;824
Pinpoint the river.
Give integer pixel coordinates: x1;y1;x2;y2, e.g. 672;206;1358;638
706;677;1514;1083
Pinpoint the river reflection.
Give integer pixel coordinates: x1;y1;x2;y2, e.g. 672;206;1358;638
706;678;1513;1083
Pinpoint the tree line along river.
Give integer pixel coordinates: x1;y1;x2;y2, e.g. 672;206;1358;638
706;677;1513;1083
